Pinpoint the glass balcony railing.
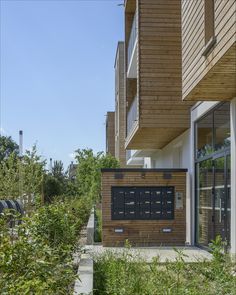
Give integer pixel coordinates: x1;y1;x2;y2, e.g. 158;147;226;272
127;11;137;67
126;150;132;162
127;95;138;136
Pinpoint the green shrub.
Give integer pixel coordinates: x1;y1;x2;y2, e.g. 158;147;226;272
94;208;102;243
0;213;76;294
94;240;236;295
0;195;92;294
31;202;78;253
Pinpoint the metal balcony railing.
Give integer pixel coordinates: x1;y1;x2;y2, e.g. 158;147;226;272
127;95;138;136
127;11;137;67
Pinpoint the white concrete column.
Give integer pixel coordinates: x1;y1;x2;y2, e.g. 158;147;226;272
230;98;236;257
189;113;195;246
185;171;192;245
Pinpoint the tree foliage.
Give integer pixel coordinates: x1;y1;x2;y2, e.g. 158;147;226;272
0;197;92;294
0;136;19;162
0;145;45;208
52;160;64;180
75;149;119;201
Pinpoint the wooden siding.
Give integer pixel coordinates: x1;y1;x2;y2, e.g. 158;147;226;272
106;112;115;157
182;0;236;101
102;169;187;247
125;0;193;150
115;42;127;167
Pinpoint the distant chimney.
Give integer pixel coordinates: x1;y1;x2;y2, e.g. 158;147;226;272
19;130;23;157
50;158;53;172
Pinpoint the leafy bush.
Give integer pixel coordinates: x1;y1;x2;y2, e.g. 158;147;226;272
94;239;236;295
94;207;102;243
0;196;92;294
75;149;119;202
32;203;78;253
0;213;76;294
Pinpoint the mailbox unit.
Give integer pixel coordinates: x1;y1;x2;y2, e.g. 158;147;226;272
101;168;187;247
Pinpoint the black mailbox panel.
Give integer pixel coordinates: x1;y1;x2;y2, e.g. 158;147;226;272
111;186;175;220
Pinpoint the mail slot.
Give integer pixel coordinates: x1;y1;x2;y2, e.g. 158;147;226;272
111;186;174;220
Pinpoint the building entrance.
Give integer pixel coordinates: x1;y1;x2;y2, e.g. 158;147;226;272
195;102;231;249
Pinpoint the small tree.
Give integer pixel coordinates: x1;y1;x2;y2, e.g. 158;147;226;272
22;145;46;209
43;175;63;203
0;135;19;162
52;160;64;181
0;144;46;211
75;149;119;202
0;152;20;198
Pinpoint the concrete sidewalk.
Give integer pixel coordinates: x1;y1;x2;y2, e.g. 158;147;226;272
85;244;212;263
74;245;212;294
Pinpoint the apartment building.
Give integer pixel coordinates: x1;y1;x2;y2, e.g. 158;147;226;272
104;0;236;254
106;42;143;166
105;111;115;157
124;0;236;255
114;42;127;167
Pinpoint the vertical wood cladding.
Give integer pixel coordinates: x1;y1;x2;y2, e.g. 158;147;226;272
102;169;187;247
125;0;193;150
139;0;191;128
106;112;115;157
115;42;127;167
182;0;236;101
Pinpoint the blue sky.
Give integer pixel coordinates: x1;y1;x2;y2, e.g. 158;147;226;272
0;0;124;168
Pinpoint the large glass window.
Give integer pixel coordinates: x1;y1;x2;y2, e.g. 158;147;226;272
226;155;231;245
196;160;213;246
196;102;230;159
196;113;213;158
195;102;231;249
214;103;230;152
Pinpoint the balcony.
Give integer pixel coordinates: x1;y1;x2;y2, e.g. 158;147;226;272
127;95;138;137
126;150;144;167
124;1;194;150
127;11;137;78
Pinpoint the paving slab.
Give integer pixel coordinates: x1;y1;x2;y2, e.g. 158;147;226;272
74;253;93;295
85;245;212;263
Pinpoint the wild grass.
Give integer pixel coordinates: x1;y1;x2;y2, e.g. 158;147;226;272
94;238;236;295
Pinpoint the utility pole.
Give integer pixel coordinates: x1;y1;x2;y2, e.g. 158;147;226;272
19;130;24;208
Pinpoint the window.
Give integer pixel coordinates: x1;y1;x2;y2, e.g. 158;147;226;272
203;0;216;55
205;0;215;44
214;103;230;152
195;102;230;159
196;112;213;159
196;159;214;246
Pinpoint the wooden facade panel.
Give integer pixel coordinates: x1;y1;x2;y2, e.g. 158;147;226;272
126;127;187;150
106;112;115;157
138;0;191;129
182;0;236;101
183;6;236;81
115;42;127;167
102;170;187;247
124;0;194;150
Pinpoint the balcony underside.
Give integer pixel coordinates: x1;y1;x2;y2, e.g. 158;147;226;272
125;127;188;150
183;43;236;101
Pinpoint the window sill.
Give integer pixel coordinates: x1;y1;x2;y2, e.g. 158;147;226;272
202;36;217;57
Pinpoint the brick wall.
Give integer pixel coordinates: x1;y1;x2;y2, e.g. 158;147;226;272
102;168;187;247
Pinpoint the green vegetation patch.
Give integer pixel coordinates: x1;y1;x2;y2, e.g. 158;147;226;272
94;239;236;295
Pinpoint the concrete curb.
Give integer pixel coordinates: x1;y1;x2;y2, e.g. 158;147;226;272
86;209;94;245
74;253;93;295
74;211;95;295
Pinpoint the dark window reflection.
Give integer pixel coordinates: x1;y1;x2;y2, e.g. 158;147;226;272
196;160;213;246
196;102;230;159
196;113;213;158
214;103;230;151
